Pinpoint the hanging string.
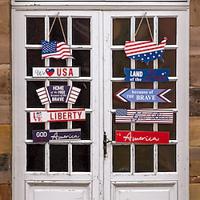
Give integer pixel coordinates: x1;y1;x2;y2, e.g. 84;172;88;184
134;12;154;41
48;12;67;43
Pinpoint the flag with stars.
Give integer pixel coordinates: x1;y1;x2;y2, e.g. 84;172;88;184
41;40;72;60
124;37;167;63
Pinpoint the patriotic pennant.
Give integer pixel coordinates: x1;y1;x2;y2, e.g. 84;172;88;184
32;129;81;143
124;37;167;63
115;109;174;124
36;85;81;105
41;40;73;60
30;109;85;123
116;88;171;103
124;68;169;82
115;130;170;144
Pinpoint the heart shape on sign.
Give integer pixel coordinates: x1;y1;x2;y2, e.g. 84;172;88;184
46;68;55;76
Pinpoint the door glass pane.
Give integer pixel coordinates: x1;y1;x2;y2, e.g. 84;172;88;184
113;82;130;109
72;114;90;140
27;49;44;76
72;82;90;108
72;145;90;172
27;113;45;140
49;17;67;42
27;144;45;171
135;124;153;131
72;18;90;45
27;18;44;44
158;145;176;172
27;81;45;108
158;50;176;77
72;50;90;77
135;145;154;172
113;145;130;172
135;17;154;41
50;59;67;67
113;50;130;77
158;18;176;45
113;18;130;45
50;122;68;129
50;145;68;172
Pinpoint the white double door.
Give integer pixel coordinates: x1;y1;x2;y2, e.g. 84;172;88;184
12;9;188;200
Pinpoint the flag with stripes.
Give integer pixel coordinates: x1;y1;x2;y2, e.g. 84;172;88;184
36;86;81;105
124;37;167;63
115;109;174;124
41;40;72;60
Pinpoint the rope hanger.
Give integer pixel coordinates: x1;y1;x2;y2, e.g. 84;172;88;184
49;12;67;43
134;12;154;41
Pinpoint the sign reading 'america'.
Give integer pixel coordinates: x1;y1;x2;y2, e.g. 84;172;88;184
124;38;167;63
124;68;169;82
32;129;81;143
36;85;81;105
115;109;174;124
115;130;170;144
30;109;85;123
116;88;171;103
32;67;79;78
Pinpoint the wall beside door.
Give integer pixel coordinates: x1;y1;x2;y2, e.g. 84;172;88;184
0;0;200;200
190;0;200;200
0;0;11;200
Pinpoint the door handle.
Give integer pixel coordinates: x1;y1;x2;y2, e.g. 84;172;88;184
103;132;112;158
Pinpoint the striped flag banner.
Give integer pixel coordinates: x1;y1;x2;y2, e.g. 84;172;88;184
36;85;81;105
41;40;73;60
124;38;167;63
115;109;174;124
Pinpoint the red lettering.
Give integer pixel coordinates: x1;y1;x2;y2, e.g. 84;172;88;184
69;68;73;77
57;68;61;76
68;112;72;119
58;112;62;120
62;68;67;76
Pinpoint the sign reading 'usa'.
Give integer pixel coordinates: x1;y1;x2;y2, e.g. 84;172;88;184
124;68;170;82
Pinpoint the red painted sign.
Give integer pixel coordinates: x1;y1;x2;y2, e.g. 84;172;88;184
115;130;170;144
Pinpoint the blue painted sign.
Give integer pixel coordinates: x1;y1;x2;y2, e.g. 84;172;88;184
116;88;171;103
32;129;81;143
124;68;169;82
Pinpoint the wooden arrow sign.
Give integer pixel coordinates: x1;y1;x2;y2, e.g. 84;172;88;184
116;88;171;103
124;68;170;82
30;109;85;123
115;109;174;124
33;67;79;78
115;130;170;144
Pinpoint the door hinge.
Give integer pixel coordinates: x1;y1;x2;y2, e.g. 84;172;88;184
103;132;112;158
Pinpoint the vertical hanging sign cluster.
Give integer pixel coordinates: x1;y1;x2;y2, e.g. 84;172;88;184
30;13;85;143
114;12;173;144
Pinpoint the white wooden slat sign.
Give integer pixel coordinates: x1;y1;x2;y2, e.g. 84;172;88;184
30;109;86;123
32;67;79;78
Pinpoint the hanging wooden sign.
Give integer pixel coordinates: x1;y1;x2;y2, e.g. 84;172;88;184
115;130;170;144
124;38;167;63
36;85;81;105
116;88;171;103
115;109;174;124
124;68;169;82
32;67;80;78
30;109;85;123
32;129;81;143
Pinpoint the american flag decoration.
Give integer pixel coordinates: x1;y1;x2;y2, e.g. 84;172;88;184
36;86;81;105
41;40;72;60
124;37;167;63
115;109;174;124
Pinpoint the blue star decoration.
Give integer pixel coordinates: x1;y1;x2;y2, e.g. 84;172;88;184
129;50;164;64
